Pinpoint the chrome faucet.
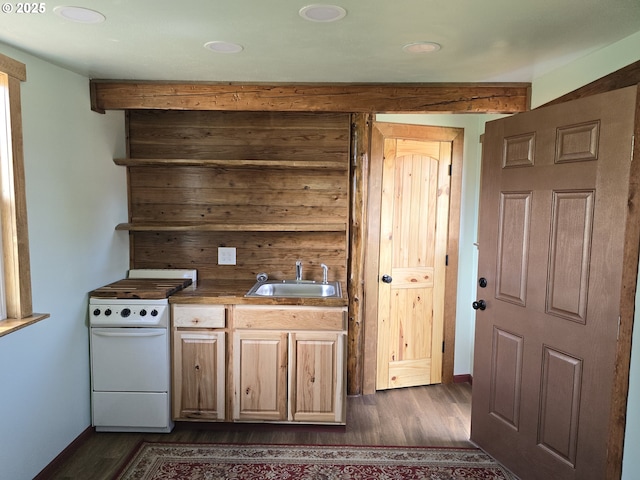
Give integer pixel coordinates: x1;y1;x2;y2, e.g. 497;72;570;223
321;263;328;284
295;260;303;281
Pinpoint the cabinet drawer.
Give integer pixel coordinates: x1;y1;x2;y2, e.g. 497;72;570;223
234;305;346;330
172;304;226;328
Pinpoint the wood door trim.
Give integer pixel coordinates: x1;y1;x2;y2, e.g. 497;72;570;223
606;84;640;479
363;122;463;394
540;59;640;108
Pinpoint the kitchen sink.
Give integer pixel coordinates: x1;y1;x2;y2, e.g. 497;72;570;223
245;280;342;298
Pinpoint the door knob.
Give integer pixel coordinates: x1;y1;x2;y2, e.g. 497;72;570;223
472;300;486;310
381;274;393;284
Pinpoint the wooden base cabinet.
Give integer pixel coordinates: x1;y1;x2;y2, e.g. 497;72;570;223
289;331;345;423
172;305;226;421
233;306;347;424
233;330;288;421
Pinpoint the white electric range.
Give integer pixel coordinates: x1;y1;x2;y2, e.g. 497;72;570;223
89;269;196;433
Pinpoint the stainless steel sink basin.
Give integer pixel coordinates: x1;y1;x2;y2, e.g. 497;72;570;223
245;280;342;298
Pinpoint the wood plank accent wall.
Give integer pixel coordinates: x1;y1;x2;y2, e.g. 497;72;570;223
127;166;348;225
128;110;350;161
131;231;347;283
124;110;351;284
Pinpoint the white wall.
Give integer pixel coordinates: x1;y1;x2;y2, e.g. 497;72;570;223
0;44;128;480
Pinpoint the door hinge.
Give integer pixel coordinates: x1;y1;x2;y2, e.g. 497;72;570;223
445;254;449;266
442;341;445;353
448;164;452;176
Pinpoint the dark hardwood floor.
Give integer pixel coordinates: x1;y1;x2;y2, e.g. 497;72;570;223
47;382;472;479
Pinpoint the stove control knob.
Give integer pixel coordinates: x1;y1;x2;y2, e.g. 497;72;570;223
105;309;112;316
121;308;131;318
140;309;147;317
151;309;158;317
93;308;101;316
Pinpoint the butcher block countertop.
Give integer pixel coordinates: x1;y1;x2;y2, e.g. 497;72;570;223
89;278;193;299
169;279;348;307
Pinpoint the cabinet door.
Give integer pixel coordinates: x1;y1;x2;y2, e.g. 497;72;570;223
289;331;346;424
173;330;225;420
233;330;288;421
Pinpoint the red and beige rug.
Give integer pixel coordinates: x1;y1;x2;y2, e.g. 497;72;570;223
115;442;518;479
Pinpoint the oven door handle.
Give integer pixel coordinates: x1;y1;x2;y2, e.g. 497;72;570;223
92;331;165;338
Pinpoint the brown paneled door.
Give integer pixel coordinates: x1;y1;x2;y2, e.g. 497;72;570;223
376;137;451;390
471;86;638;479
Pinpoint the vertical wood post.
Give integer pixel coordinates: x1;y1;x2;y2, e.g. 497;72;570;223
347;113;371;396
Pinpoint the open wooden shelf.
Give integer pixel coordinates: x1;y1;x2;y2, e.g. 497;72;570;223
116;222;348;232
114;158;349;170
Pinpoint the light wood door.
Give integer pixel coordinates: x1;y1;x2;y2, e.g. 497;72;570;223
233;330;288;421
289;331;346;423
471;86;638;479
376;137;451;390
173;330;225;420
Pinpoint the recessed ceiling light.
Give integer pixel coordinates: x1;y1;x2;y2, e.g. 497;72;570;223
53;6;105;24
204;41;244;54
402;42;442;54
299;4;347;22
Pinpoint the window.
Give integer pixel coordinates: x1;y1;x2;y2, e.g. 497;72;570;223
0;73;7;321
0;52;48;336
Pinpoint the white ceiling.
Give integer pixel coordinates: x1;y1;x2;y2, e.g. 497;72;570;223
0;0;639;83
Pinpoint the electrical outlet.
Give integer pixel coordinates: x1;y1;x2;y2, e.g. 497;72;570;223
218;247;236;265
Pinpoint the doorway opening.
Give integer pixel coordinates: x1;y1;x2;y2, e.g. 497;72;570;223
362;122;465;394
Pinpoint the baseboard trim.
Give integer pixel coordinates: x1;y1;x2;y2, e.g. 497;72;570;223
34;426;94;480
453;374;472;385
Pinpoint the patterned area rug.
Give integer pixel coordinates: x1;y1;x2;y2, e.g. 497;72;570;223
115;442;518;479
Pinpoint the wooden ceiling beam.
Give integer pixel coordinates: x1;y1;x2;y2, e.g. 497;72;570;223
90;81;531;114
